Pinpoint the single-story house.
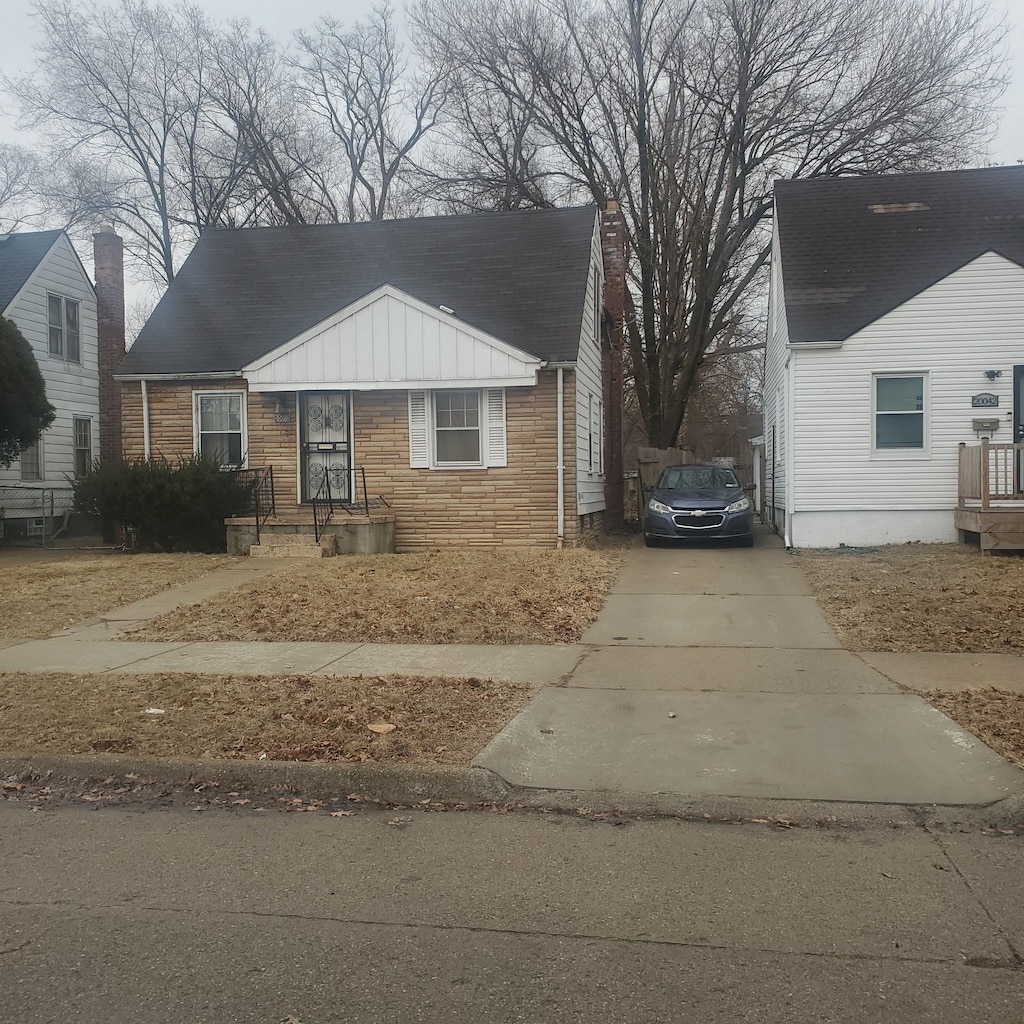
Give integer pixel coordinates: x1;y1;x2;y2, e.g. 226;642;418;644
115;205;626;552
763;166;1024;550
0;229;99;538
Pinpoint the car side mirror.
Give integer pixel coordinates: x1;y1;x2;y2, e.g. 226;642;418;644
743;483;755;492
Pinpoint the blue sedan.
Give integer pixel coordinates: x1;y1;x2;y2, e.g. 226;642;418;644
644;464;755;547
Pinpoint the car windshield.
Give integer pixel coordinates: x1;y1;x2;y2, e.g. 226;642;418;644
658;467;740;490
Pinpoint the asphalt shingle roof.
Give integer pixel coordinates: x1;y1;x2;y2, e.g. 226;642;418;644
119;207;599;376
0;230;63;313
774;166;1024;344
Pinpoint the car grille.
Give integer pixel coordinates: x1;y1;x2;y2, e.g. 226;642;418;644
672;510;725;530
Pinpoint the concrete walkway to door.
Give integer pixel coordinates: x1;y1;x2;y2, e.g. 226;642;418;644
474;528;1023;806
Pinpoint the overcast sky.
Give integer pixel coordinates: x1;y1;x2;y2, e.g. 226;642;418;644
1;0;1021;164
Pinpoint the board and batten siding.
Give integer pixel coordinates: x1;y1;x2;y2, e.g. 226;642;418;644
244;285;541;389
0;234;99;497
574;217;607;518
788;251;1024;547
762;221;790;530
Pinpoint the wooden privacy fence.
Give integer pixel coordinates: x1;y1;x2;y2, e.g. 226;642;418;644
958;440;1024;508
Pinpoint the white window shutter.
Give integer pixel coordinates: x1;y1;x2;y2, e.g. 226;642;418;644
484;388;507;467
408;390;429;468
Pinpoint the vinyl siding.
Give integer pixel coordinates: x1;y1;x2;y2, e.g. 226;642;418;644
762;221;790;528
575;219;607;517
0;234;99;495
789;252;1024;535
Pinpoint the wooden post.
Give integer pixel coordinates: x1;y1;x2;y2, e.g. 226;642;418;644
981;437;990;511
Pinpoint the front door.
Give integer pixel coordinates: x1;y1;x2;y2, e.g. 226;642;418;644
300;392;351;502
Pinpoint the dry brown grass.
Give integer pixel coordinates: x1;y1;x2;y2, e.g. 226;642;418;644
129;548;619;645
0;670;534;765
0;554;237;639
922;689;1024;769
796;544;1024;653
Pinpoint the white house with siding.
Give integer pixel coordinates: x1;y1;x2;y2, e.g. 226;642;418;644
763;167;1024;548
0;230;98;531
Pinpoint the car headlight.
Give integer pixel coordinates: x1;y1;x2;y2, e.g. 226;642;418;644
648;498;673;514
725;496;751;513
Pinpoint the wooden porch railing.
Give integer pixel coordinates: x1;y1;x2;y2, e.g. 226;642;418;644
958;440;1024;509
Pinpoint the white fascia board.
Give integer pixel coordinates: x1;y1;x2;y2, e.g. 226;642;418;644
787;340;844;350
247;375;540;393
241;282;544;378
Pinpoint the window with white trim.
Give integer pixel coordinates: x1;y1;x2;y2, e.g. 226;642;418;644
408;389;507;469
874;375;925;450
592;266;602;346
194;391;246;467
20;438;42;481
48;294;81;362
73;417;92;478
587;392;604;476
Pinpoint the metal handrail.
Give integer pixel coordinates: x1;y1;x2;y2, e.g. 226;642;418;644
311;466;390;540
231;467;276;544
312;472;334;544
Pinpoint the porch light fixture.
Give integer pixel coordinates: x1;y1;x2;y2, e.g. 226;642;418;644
983;369;1002;380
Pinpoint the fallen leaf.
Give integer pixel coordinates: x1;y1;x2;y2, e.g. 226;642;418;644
329;810;356;817
368;722;396;735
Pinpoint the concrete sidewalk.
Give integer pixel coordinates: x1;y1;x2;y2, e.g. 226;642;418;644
1;528;1022;813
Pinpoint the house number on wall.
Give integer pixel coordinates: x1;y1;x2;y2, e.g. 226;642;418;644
971;393;999;408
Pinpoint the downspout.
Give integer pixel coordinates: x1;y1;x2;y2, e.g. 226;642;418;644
784;355;795;548
557;366;565;548
141;380;151;460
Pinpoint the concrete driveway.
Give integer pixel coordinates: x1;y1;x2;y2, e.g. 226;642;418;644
475;527;1022;805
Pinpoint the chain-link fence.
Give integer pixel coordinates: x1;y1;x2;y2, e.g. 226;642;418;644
0;486;77;546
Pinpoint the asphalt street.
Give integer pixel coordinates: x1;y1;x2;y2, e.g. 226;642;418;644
1;800;1021;1023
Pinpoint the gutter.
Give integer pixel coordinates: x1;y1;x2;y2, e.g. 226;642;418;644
113;371;245;382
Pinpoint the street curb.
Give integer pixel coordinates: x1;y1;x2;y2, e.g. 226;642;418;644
0;754;514;807
3;754;1022;829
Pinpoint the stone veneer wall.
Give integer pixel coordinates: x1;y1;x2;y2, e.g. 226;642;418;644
121;368;582;550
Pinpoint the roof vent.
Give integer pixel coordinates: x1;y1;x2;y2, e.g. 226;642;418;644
868;202;929;214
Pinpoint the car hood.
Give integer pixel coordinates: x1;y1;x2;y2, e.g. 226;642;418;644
651;486;743;509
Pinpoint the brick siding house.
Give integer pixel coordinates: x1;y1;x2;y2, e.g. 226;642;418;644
115;206;626;552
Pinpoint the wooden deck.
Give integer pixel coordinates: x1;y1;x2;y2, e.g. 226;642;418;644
956;440;1024;552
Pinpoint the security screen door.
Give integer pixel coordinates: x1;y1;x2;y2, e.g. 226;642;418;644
300;392;351;502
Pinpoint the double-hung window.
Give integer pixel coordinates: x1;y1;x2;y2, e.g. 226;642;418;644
194;391;246;468
408;389;507;469
434;390;481;465
874;375;926;451
48;294;81;362
73;417;93;478
20;439;42;481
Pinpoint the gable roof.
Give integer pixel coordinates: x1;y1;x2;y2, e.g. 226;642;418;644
0;230;64;313
119;206;599;377
774;166;1024;344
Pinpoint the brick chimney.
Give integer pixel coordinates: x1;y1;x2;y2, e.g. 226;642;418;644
93;227;125;466
600;201;627;530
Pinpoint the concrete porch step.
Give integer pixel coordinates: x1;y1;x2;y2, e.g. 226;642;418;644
249;533;336;557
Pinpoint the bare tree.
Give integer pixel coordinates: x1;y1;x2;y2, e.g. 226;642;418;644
0;143;43;232
411;0;1007;446
296;4;449;221
3;1;219;282
202;18;341;227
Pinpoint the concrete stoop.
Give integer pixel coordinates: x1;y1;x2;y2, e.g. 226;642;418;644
249;533;336;558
